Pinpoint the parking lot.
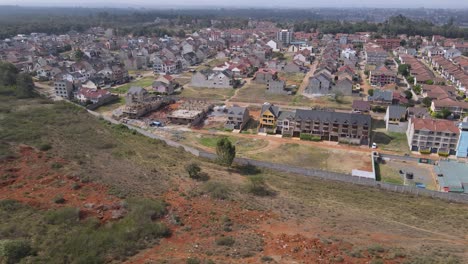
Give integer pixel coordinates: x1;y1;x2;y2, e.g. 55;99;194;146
381;159;437;190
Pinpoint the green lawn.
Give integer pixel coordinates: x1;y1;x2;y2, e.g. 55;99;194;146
180;86;235;100
188;134;268;155
278;72;305;86
372;120;409;154
111;77;155;94
377;163;404;184
94;96;125;113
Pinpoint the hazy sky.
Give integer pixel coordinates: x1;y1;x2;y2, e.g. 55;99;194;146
1;0;468;8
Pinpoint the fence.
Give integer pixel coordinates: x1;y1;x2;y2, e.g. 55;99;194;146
87;109;468;204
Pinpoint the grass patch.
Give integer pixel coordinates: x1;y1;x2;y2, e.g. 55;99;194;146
180;86;235;100
111;77;155;94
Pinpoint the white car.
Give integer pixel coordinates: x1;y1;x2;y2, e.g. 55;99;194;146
372;142;378;149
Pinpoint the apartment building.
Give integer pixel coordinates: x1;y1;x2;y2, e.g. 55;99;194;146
277;109;371;145
365;44;388;66
406;118;459;155
369;65;397;86
54;80;75;99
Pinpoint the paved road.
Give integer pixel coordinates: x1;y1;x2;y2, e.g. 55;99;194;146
297;60;318;95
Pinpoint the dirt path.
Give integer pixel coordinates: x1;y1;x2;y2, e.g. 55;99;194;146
298;60;318;95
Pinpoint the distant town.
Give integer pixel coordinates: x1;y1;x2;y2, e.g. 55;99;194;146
2;14;468;195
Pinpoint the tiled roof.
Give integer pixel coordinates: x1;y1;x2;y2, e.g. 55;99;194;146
411;118;459;133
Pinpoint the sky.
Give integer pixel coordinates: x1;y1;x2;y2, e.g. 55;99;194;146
1;0;467;9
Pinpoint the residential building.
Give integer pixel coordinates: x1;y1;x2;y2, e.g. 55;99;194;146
277;29;293;45
431;98;468;117
54;80;75;99
277;109;371;145
365;44;388;66
152;75;176;95
456;119;468;158
224;106;250;130
253;68;279;84
76;87;113;104
191;70;233;89
367;89;393;105
258;103;280;133
375;38;401;51
384;105;408;133
406;118;459;155
369;65;397;86
352;100;371;113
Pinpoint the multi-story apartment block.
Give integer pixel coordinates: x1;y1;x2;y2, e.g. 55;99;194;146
369;65;397;86
456;118;468;158
258;103;280;133
277;29;293;45
54;80;75;99
406;118;459;155
375;38;401;51
365;44;388;66
276;109;371;145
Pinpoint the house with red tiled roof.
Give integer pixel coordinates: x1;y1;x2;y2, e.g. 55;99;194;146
407;118;459;154
76;87;113;104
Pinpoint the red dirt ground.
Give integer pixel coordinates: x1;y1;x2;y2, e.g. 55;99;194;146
0;146;121;222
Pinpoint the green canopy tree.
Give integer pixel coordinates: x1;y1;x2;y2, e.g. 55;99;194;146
0;61;19;86
216;138;236;167
15;73;35;98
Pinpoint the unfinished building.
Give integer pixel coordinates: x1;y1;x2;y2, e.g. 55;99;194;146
122;86;172;118
167;100;214;126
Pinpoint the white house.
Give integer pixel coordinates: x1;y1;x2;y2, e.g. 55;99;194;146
266;40;279;52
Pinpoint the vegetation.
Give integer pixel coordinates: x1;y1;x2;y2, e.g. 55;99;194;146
0;61;35;98
216;138;236;167
185;162;209;181
0;198;169;263
299;133;321;141
368;89;374;96
398;64;410;77
247;175;272;196
422;97;432;107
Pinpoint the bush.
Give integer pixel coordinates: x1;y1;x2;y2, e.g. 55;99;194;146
185;163;209;181
203;182;231;200
261;256;274;262
0;239;33;264
247;176;272;196
0;199;22;211
52;194;65;204
216;236;235;246
186;257;201;264
38;143;52;151
438;152;449;157
299;133;321;141
45;207;80;225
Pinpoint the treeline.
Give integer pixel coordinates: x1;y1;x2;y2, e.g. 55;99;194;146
294;15;468;39
0;61;35;98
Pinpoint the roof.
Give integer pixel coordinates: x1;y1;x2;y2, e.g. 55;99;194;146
78;88;110;100
294;109;371;126
260;103;280;117
368;89;393;102
227;106;247;116
387;105;407;119
352;100;371;111
411;118;459;133
127;86;147;95
434;160;468;193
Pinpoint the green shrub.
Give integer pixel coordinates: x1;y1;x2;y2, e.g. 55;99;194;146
186;257;201;264
0;199;22;211
299;133;321;141
51;162;63;169
52;194;65;204
216;236;235;246
247;175;272;196
38;143;52;151
45;207;80;225
438;152;449;157
261;256;274;262
203;182;231;200
419;149;431;155
0;239;33;264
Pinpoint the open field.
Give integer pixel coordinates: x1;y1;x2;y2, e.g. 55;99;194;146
179;86;235;100
372;120;410;154
180;133;269;155
233;82;354;110
246;142;372;174
94;96;125;113
1;95;468;263
112;76;155;94
278;72;305;86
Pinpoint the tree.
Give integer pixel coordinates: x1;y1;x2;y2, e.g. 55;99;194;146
398;64;410;77
334;91;344;103
407;76;415;84
404;90;413;100
368;89;374;96
185;163;201;179
413;84;422;95
15;73;35;98
216;138;236;167
422;97;432;108
0;61;19;86
400;39;407;47
426;80;434;85
74;49;84;61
